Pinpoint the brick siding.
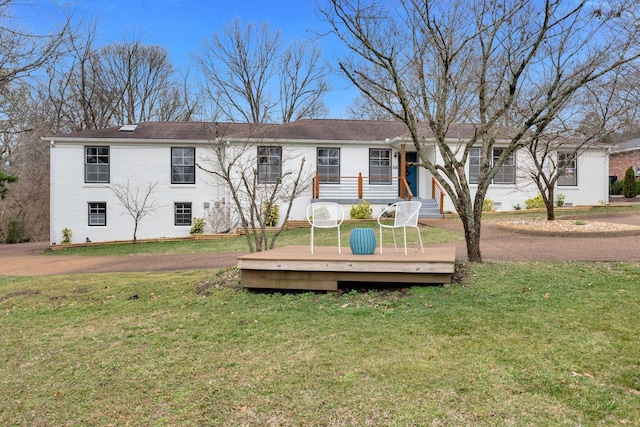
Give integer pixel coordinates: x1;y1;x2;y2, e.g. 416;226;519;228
610;151;640;181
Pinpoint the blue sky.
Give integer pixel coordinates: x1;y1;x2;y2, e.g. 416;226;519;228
15;0;355;118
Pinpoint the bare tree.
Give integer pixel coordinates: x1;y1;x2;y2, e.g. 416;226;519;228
43;22;116;131
0;0;71;200
42;28;198;132
321;0;640;262
111;180;160;243
0;1;72;92
101;39;192;124
348;93;396;121
279;40;329;122
195;18;329;123
521;76;625;220
198;124;312;252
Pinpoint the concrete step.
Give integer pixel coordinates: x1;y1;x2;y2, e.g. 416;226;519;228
418;198;443;219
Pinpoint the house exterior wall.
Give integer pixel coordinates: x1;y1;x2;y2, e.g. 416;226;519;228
49;132;610;244
433;144;609;213
49;141;223;245
610;151;640;181
49;138;391;244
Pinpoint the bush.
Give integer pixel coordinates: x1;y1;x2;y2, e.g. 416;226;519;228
190;217;206;234
622;166;638;198
5;216;28;244
350;199;373;219
205;202;239;234
555;193;565;207
610;179;623;195
61;227;72;244
482;199;495;212
525;194;545;209
262;202;280;227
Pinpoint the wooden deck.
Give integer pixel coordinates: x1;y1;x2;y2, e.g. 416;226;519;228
237;245;457;291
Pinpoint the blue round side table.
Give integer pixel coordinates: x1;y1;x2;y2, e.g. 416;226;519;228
349;228;376;255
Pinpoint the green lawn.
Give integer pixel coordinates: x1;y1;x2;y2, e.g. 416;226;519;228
46;220;464;256
45;205;640;257
1;262;639;426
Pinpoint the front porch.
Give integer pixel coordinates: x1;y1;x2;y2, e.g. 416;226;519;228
237;245;456;291
311;174;446;219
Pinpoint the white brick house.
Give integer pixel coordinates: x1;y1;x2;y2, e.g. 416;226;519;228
45;119;610;244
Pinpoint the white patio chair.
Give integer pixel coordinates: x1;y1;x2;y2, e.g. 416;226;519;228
377;201;424;255
306;202;344;254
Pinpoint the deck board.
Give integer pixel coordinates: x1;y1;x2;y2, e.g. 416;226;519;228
237;245;456;291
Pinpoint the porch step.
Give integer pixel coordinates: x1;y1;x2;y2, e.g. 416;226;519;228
418;198;444;219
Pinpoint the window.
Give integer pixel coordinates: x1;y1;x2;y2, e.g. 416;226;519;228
85;146;109;183
469;148;481;184
492;148;515;184
174;202;192;226
369;149;392;184
257;146;281;184
317;148;340;184
172;147;195;184
469;148;515;184
88;202;106;226
558;152;577;186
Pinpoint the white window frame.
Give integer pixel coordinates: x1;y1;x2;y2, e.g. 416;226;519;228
257;146;282;184
317;148;340;184
469;147;515;185
171;147;196;184
557;152;577;186
369;148;392;184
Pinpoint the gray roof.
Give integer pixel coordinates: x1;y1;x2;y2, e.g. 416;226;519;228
43;119;516;143
611;138;640;154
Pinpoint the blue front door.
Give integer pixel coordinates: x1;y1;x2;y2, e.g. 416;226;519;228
402;152;419;197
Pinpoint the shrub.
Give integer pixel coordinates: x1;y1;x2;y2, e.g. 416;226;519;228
622;166;638;198
525;194;545;209
262;202;280;227
205;202;239;234
190;217;206;234
61;227;72;244
350;199;373;219
555;193;565;207
482;199;495;212
5;216;28;244
610;179;623;195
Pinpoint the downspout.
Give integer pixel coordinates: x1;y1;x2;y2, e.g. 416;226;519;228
604;146;610;205
49;140;56;245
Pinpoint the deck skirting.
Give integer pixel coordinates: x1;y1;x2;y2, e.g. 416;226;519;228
237;245;456;291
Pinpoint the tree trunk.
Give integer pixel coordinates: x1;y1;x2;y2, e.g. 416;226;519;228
457;203;483;263
545;187;556;221
545;200;556;221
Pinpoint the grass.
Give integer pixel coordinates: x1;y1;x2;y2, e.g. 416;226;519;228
1;262;639;425
45;205;640;256
46;220;464;256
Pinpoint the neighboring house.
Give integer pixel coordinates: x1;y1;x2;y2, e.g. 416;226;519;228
610;138;640;181
45;119;610;244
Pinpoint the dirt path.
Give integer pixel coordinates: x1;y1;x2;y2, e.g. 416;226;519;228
0;242;245;276
2;210;640;276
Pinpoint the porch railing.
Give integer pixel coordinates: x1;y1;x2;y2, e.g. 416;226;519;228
431;177;445;215
310;172;445;215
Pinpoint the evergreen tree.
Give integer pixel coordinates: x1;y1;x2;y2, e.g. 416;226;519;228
622;166;638;198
